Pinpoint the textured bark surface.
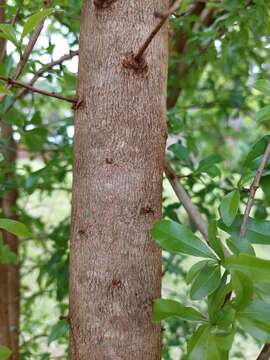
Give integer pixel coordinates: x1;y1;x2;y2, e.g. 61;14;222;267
0;95;20;360
0;1;20;358
70;0;168;359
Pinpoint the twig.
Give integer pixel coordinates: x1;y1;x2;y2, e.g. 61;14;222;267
134;0;182;61
248;139;270;360
164;159;208;241
240;139;270;237
35;50;79;77
10;9;20;26
0;75;77;104
11;0;53;81
164;159;231;257
5;50;79;113
257;344;270;360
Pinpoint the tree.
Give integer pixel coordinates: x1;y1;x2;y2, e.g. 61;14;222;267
0;0;19;357
69;0;169;358
1;0;270;359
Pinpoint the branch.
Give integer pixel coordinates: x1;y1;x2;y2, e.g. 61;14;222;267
4;50;79;113
10;9;20;26
246;139;270;360
134;0;182;61
257;344;270;360
35;50;79;78
164;159;208;241
240;139;270;237
11;0;53;81
0;75;77;105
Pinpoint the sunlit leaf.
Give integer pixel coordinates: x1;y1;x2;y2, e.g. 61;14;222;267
48;319;69;344
151;220;216;259
0;345;12;360
208;220;224;260
21;9;54;40
225;254;270;283
190;264;221;300
153;299;205;322
0;218;31;238
219;190;240;227
254;79;270;96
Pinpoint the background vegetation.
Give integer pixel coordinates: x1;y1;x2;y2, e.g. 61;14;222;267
1;0;270;359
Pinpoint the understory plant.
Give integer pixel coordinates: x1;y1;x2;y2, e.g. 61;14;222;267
152;81;270;360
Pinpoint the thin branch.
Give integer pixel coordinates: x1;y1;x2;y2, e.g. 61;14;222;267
35;50;79;78
5;50;79;113
240;139;270;237
247;139;270;360
134;0;182;61
164;159;208;241
164;159;231;257
0;75;77;104
11;0;53;81
257;344;270;360
10;9;20;26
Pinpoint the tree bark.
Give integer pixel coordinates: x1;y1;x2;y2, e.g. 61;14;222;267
0;86;20;360
0;1;20;358
70;1;168;359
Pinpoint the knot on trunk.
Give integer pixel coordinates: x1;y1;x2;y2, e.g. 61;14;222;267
122;52;148;75
93;0;117;9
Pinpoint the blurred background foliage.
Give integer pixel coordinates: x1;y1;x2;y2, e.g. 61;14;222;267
0;0;270;358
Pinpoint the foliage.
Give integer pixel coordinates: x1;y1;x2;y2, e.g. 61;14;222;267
0;0;270;359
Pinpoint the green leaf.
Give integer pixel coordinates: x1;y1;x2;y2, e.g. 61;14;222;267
224;254;270;283
254;206;268;221
256;105;270;122
254;79;270;96
226;236;255;256
261;176;270;204
186;260;209;284
48;319;69;345
21;9;54;40
152;299;205;322
255;283;270;302
212;326;236;352
0;345;12;360
151;220;216;259
190;264;221;300
219;190;240;227
0;24;18;47
168;143;193;168
197;154;223;173
0;218;31;238
0;83;12;96
24;128;48;152
0;235;18;264
187;325;221;360
208;220;224;260
243;136;270;168
218;215;270;245
232;271;253;310
3;109;24;128
216;304;236;329
208;277;232;323
237;299;270;343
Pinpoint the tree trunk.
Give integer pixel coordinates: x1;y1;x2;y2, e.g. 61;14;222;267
70;1;168;359
0;86;20;360
0;1;20;358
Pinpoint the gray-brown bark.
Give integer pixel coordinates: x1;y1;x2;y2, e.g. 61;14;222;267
0;101;20;360
69;1;168;359
0;1;20;358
